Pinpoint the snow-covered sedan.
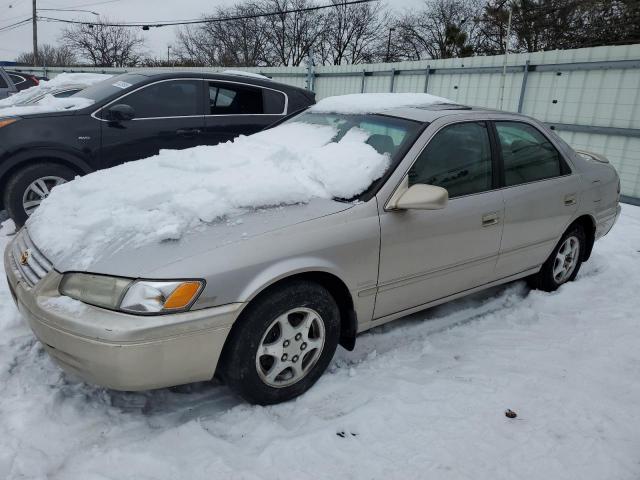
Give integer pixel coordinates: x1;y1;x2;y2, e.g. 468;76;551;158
4;93;621;405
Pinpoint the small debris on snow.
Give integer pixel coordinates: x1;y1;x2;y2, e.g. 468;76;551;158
505;409;518;419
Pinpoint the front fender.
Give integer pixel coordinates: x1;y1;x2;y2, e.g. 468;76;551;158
238;257;354;304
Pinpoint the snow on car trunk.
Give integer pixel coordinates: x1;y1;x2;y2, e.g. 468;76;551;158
1;207;639;479
27;122;390;269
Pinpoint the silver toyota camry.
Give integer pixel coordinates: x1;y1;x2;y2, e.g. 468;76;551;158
4;98;621;405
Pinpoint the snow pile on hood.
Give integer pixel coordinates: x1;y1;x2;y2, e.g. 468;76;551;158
0;72;110;108
0;94;94;117
28;122;390;269
311;93;453;114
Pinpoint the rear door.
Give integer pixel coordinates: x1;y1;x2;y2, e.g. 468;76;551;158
492;120;580;278
99;78;205;168
202;81;287;145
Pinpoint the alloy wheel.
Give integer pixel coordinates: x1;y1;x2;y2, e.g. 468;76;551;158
255;307;326;388
22;176;67;216
553;235;580;284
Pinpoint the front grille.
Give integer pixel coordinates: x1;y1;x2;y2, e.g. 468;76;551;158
10;229;53;288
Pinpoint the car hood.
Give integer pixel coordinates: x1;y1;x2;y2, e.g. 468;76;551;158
45;198;353;277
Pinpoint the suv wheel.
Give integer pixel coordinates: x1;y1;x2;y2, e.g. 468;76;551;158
529;225;585;292
3;163;75;227
221;280;340;405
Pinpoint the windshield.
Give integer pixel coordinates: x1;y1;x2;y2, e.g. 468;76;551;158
286;111;421;161
70;73;147;103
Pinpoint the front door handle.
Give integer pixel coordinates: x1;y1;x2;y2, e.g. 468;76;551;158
482;212;499;227
176;128;201;137
564;193;577;206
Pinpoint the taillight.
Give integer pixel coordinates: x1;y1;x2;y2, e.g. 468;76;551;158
30;75;39;86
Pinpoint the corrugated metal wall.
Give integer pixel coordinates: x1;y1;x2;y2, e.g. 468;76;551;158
15;44;640;200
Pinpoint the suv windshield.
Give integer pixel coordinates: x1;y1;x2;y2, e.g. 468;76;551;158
70;73;147;103
286;111;421;161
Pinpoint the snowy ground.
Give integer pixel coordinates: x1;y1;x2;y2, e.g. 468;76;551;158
1;206;639;480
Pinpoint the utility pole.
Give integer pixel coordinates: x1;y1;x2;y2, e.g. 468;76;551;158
498;5;512;110
32;0;38;66
385;27;395;63
167;45;171;65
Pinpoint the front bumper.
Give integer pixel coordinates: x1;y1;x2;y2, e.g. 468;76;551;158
4;240;242;391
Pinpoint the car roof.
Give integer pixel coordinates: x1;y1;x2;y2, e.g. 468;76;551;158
127;70;308;94
380;104;506;124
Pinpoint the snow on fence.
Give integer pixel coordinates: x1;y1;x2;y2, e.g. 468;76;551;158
11;44;640;202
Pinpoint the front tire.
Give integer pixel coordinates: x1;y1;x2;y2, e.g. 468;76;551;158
221;280;340;405
529;225;585;292
3;163;75;227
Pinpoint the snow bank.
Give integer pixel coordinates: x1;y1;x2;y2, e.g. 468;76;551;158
1;208;639;480
0;72;110;108
311;92;453;114
28;122;390;269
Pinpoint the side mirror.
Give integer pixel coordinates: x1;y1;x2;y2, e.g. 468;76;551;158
394;184;448;210
107;104;135;122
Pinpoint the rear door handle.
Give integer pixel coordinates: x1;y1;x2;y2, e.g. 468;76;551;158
564;193;577;206
176;128;201;137
482;212;499;227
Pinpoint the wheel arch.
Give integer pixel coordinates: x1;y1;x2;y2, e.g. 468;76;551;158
230;270;358;357
0;151;92;209
569;214;596;261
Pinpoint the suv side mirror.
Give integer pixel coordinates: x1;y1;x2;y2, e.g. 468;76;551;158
107;104;135;122
394;184;448;210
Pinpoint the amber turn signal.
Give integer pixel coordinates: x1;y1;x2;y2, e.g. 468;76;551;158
163;281;203;310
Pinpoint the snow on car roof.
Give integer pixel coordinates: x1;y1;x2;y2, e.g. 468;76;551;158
310;93;454;115
28;122;390;269
221;70;271;80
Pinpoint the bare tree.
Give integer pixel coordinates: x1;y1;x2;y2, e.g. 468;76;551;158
394;0;481;60
319;0;387;65
15;44;76;66
60;20;146;67
260;0;326;66
176;2;272;66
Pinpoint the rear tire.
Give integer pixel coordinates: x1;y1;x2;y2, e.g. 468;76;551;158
3;163;75;227
221;280;340;405
528;224;586;292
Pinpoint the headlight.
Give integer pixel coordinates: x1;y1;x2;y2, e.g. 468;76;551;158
59;273;204;314
0;118;19;129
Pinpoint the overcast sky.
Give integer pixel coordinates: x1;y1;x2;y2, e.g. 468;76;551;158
0;0;424;61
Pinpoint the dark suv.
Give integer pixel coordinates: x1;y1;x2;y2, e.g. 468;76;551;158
0;71;315;226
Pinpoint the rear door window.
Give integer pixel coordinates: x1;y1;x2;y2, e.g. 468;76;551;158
208;82;286;115
495;121;563;186
119;79;202;118
0;75;7;88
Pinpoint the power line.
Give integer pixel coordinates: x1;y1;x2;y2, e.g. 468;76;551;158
0;17;31;33
37;0;379;28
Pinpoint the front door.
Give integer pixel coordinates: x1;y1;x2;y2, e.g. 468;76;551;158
375;121;504;320
99;79;205;168
492;121;580;277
